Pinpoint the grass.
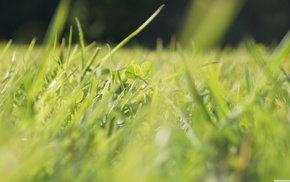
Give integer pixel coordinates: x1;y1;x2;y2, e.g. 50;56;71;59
1;1;290;182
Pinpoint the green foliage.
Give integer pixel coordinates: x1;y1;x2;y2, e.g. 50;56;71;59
180;0;245;49
2;37;290;182
125;61;154;83
1;1;290;182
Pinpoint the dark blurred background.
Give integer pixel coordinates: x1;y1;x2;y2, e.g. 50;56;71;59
0;0;289;47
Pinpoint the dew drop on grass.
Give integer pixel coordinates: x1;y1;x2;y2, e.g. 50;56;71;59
4;72;9;79
116;119;124;127
11;51;16;62
48;80;57;88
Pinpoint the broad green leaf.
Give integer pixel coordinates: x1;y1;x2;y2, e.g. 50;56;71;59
141;61;154;79
125;64;141;79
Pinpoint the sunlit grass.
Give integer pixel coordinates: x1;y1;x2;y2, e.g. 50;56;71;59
1;34;290;181
180;0;245;49
1;0;290;181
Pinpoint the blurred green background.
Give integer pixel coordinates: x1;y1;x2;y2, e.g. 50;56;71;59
0;0;289;47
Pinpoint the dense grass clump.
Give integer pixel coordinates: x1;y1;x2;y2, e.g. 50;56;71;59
1;35;290;181
1;1;290;181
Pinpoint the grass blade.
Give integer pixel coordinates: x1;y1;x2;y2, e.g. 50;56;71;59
0;39;12;61
101;5;165;63
181;56;214;124
75;17;86;69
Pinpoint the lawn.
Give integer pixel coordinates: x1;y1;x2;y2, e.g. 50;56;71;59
1;2;290;182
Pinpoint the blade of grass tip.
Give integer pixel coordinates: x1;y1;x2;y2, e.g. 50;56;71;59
53;31;58;54
80;47;100;81
245;65;251;93
181;56;214;125
208;63;230;117
43;0;71;47
246;41;274;94
28;0;70;103
58;38;66;65
75;17;86;69
101;4;165;63
0;39;12;61
24;38;37;61
105;44;115;85
116;70;125;91
70;42;96;61
65;26;73;66
253;31;290;97
67;44;79;66
106;44;114;70
148;86;158;125
246;40;266;67
269;30;290;73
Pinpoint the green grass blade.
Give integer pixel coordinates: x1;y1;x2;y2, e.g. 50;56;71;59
80;47;100;81
269;30;290;73
24;38;37;61
245;65;251;93
26;0;71;116
43;0;71;46
0;39;12;61
101;4;165;63
65;26;73;66
181;57;214;124
148;86;158;125
207;63;230;118
75;17;86;69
